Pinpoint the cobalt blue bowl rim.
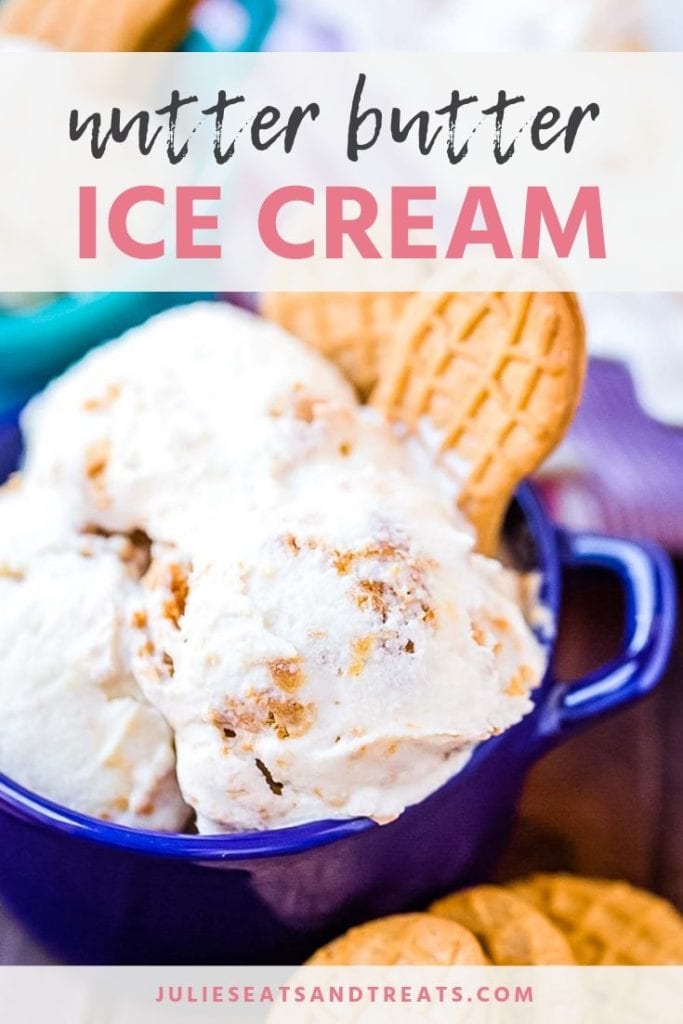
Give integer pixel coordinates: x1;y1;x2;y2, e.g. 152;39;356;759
0;481;562;861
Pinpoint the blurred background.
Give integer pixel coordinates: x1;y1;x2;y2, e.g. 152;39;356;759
264;0;682;50
0;0;682;962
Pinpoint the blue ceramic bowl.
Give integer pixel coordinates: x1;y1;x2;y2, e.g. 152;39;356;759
0;0;277;414
0;420;676;964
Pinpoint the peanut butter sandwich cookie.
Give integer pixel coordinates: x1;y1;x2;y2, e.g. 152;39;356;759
262;292;414;398
308;913;488;966
430;884;575;965
511;874;683;966
372;291;586;555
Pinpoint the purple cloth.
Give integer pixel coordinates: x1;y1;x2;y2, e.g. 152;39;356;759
537;358;683;553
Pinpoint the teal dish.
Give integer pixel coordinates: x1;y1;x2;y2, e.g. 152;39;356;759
0;0;277;413
0;293;209;411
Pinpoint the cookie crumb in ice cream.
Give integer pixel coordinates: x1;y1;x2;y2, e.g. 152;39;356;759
131;610;148;629
0;563;24;582
268;656;305;693
81;523;108;537
356;579;389;619
283;533;301;555
83;383;120;412
333;541;403;576
505;664;535;697
120;530;153;577
211;701;259;736
211;694;316;741
349;635;375;677
84;439;111;508
80;525;152;578
421;604;436;625
333;549;354;576
292;392;318;423
470;621;486;646
269;385;322;423
255;758;284;796
162;563;189;629
84;439;109;478
262;696;316;740
161;652;175;677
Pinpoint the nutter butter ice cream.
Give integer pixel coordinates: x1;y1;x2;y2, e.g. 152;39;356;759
0;302;544;832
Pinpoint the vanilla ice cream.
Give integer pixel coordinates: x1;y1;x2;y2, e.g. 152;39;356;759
4;301;545;832
133;457;543;831
0;482;189;831
21;303;358;546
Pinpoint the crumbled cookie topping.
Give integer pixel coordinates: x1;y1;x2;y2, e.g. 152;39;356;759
268;656;305;693
82;383;120;412
84;439;111;509
162;563;189;629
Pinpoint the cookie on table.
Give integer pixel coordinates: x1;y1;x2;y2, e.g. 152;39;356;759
510;874;683;965
308;913;488;966
429;884;575;965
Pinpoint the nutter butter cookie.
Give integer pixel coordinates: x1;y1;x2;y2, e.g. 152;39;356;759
429;884;576;965
308;913;488;966
510;874;683;966
262;292;414;398
372;291;586;555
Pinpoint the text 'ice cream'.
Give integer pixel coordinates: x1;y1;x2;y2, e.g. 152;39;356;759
0;303;545;832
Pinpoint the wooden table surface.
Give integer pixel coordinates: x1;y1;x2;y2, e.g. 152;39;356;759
1;563;681;964
497;560;683;904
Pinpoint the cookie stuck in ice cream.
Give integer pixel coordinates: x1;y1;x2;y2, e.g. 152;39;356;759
372;291;586;556
262;291;414;398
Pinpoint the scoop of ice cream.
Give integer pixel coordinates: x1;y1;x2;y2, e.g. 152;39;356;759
0;483;189;831
22;303;356;545
10;301;545;832
130;418;543;832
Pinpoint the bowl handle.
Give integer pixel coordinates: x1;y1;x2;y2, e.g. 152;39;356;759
544;531;677;736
